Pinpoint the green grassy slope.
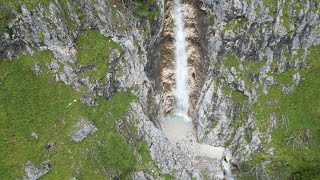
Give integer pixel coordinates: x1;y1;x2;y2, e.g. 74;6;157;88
0;28;154;179
0;52;137;179
235;45;320;179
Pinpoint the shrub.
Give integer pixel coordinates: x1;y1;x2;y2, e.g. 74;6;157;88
97;133;135;176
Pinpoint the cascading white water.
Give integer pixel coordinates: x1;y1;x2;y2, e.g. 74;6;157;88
172;0;189;121
163;2;234;178
222;156;235;180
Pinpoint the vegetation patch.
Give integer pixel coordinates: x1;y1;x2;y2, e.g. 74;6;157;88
0;2;15;33
0;0;46;10
237;45;320;179
0;0;72;12
75;29;122;80
221;51;264;89
232;90;248;104
262;0;278;18
242;60;265;74
273;68;297;86
224;16;248;31
132;0;159;21
252;85;284;132
283;1;291;31
97;133;135;177
222;51;241;68
270;45;320;179
0;50;143;179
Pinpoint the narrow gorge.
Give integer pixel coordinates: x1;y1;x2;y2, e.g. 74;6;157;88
0;0;319;179
161;0;231;178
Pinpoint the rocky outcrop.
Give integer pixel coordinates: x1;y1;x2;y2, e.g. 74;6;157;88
193;0;320;177
120;102;225;179
1;0;164;108
71;119;97;142
23;161;51;180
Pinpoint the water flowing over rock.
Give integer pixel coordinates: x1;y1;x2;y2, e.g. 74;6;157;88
1;0;319;179
160;0;205;117
172;0;189;116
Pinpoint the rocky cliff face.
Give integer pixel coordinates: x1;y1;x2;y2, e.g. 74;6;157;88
0;0;319;179
0;0;167;179
194;0;320;178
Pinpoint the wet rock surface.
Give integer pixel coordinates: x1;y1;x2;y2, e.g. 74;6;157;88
160;0;205;117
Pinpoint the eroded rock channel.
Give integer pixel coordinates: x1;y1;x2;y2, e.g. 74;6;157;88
160;0;205;118
159;0;233;179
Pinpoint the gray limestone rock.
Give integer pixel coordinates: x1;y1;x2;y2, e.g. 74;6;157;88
131;171;154;180
31;132;39;139
292;73;301;86
23;161;50;180
121;102;225;180
71;120;97;142
44;141;55;150
32;64;41;76
195;1;319;174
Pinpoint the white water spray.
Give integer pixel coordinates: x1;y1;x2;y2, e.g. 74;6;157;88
163;2;235;178
173;0;189;120
223;156;235;180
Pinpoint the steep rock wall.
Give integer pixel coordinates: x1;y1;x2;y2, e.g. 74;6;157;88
0;0;166;107
194;0;320;178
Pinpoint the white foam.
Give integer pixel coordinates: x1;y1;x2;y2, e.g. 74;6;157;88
173;0;189;116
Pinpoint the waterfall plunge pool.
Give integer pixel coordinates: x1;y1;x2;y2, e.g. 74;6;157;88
162;114;225;160
162;114;235;179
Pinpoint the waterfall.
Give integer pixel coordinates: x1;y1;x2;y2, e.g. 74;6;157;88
172;0;190;121
223;156;235;180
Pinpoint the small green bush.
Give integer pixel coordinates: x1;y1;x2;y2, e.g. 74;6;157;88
97;133;135;175
75;29;122;80
132;0;159;21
